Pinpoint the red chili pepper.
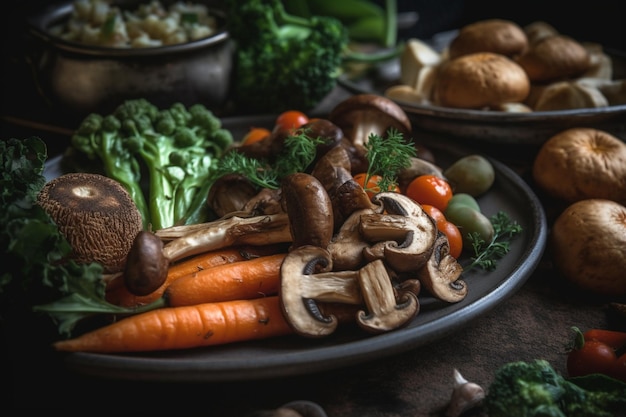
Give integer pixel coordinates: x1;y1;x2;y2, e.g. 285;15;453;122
567;327;626;382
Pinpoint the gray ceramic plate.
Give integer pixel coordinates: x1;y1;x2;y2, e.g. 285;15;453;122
338;31;626;145
45;116;547;382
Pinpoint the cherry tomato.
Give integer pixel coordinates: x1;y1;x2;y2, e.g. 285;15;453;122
440;220;463;258
405;175;453;212
275;110;309;131
354;173;400;199
567;340;618;378
242;127;271;145
421;204;446;228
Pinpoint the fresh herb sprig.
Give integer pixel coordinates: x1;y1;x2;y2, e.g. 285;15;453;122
210;129;326;190
464;211;523;271
363;127;416;193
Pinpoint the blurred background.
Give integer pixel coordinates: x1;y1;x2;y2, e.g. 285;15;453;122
2;0;624;151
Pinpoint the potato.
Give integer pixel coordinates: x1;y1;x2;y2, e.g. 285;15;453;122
532;128;626;206
550;199;626;297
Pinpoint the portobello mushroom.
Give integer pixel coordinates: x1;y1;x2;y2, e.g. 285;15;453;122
37;172;144;273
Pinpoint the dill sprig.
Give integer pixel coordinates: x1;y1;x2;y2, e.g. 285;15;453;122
364;128;416;193
464;211;523;271
210;129;326;190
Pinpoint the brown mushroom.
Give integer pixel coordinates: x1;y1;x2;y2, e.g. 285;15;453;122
279;245;363;338
123;230;169;296
37;172;144;273
158;213;293;263
206;173;259;218
515;35;592;82
281;172;334;250
328;94;412;148
417;232;466;303
360;192;438;273
433;52;530;109
356;259;419;333
448;19;528;59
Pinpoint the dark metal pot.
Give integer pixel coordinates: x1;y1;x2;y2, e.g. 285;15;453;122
27;0;234;119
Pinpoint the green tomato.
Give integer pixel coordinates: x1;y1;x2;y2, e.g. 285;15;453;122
446;193;481;213
444;204;495;247
444;155;495;196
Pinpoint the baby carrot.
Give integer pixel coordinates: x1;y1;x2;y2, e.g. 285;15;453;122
106;245;287;307
53;296;294;353
164;253;286;307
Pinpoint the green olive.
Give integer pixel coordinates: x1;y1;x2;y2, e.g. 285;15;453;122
444;155;495;196
444;204;494;247
445;193;481;213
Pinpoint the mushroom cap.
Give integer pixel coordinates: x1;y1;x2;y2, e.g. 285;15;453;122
515;35;592;82
434;52;530;109
448;19;528;59
37;172;144;273
328;94;412;146
532;128;626;205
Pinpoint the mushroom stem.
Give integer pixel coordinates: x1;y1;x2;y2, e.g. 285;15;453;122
160;213;292;263
356;259;419;333
279;246;364;338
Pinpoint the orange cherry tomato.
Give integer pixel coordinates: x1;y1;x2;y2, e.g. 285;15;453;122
405;174;453;212
354;173;400;199
275;110;309;131
439;220;463;258
242;127;271;145
421;204;446;228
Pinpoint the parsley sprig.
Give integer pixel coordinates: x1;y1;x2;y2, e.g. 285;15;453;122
464;211;523;271
363;127;416;193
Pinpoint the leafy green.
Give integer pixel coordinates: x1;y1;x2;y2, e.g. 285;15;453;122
484;359;626;417
0;137;162;337
210;129;327;190
464;211;523;271
68;99;233;229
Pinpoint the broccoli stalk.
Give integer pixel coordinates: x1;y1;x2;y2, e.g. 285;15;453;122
70;99;233;230
484;359;626;417
226;0;400;114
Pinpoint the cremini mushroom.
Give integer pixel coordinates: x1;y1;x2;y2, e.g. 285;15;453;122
281;172;334;250
327;207;378;271
356;259;419;333
328;94;412;148
417;232;466;303
360;192;438;273
447;19;528;59
124;230;169;296
279;245;363;338
37;172;144;274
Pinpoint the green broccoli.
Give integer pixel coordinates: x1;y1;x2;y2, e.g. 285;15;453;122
484;359;626;417
70;98;233;230
225;0;399;114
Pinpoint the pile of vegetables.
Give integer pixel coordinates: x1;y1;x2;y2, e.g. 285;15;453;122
3;94;524;355
66;98;233;230
225;0;401;113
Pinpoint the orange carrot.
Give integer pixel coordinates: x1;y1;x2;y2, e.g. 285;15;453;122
53;296;294;353
106;244;287;307
164;253;286;307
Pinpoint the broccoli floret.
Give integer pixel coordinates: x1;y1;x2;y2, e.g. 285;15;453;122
225;0;349;113
69;99;233;229
484;360;626;417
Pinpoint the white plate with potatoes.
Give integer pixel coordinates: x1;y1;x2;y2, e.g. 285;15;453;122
339;22;626;145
